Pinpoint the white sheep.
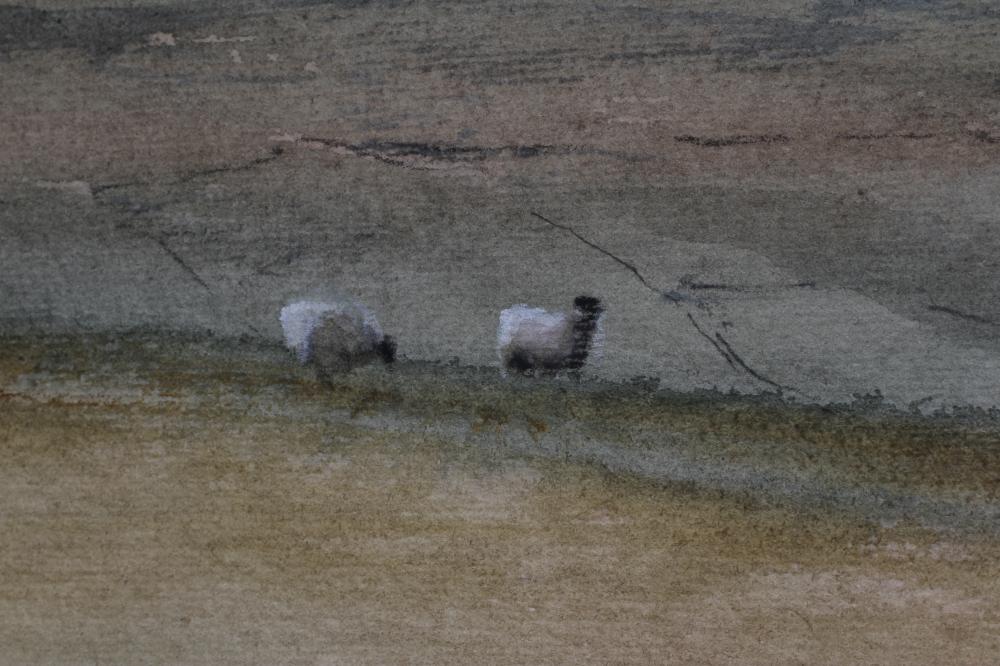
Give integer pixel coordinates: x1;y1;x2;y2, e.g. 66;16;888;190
497;296;605;376
279;300;396;379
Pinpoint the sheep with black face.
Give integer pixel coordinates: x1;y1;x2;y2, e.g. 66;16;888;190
497;296;604;377
280;300;396;381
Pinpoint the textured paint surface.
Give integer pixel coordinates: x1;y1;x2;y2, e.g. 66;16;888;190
1;334;999;664
3;2;1000;662
2;0;1000;407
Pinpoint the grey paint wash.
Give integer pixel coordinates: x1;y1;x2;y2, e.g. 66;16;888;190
3;0;1000;411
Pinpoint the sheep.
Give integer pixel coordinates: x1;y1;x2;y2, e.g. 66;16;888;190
279;300;396;380
497;296;605;377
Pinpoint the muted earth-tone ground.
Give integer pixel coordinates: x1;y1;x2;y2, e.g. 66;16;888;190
4;3;1000;661
1;334;999;663
3;0;1000;408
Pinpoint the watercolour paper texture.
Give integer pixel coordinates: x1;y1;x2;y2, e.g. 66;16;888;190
2;1;1000;663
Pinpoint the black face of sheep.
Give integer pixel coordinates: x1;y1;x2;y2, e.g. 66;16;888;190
573;295;603;315
376;335;397;364
567;296;604;370
497;295;605;377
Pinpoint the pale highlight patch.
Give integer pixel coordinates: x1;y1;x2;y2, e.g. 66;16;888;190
738;571;987;616
279;300;384;364
35;180;92;198
859;540;975;562
146;32;176;47
497;305;569;373
426;460;542;523
497;303;604;373
192;35;256;44
267;132;303;144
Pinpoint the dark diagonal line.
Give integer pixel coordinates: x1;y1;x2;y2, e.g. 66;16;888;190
927;304;994;325
530;211;807;397
153;236;211;292
686;313;735;368
530;211;659;294
714;331;789;392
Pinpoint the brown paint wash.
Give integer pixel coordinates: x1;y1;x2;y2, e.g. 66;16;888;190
1;333;999;663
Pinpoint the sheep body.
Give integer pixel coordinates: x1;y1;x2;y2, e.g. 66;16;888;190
279;300;395;379
497;296;604;376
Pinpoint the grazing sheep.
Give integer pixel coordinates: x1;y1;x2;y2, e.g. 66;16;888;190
497;296;604;376
279;300;396;380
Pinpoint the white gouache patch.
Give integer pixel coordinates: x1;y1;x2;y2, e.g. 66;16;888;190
497;303;606;375
192;35;257;44
280;300;383;363
497;305;568;364
147;32;176;47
